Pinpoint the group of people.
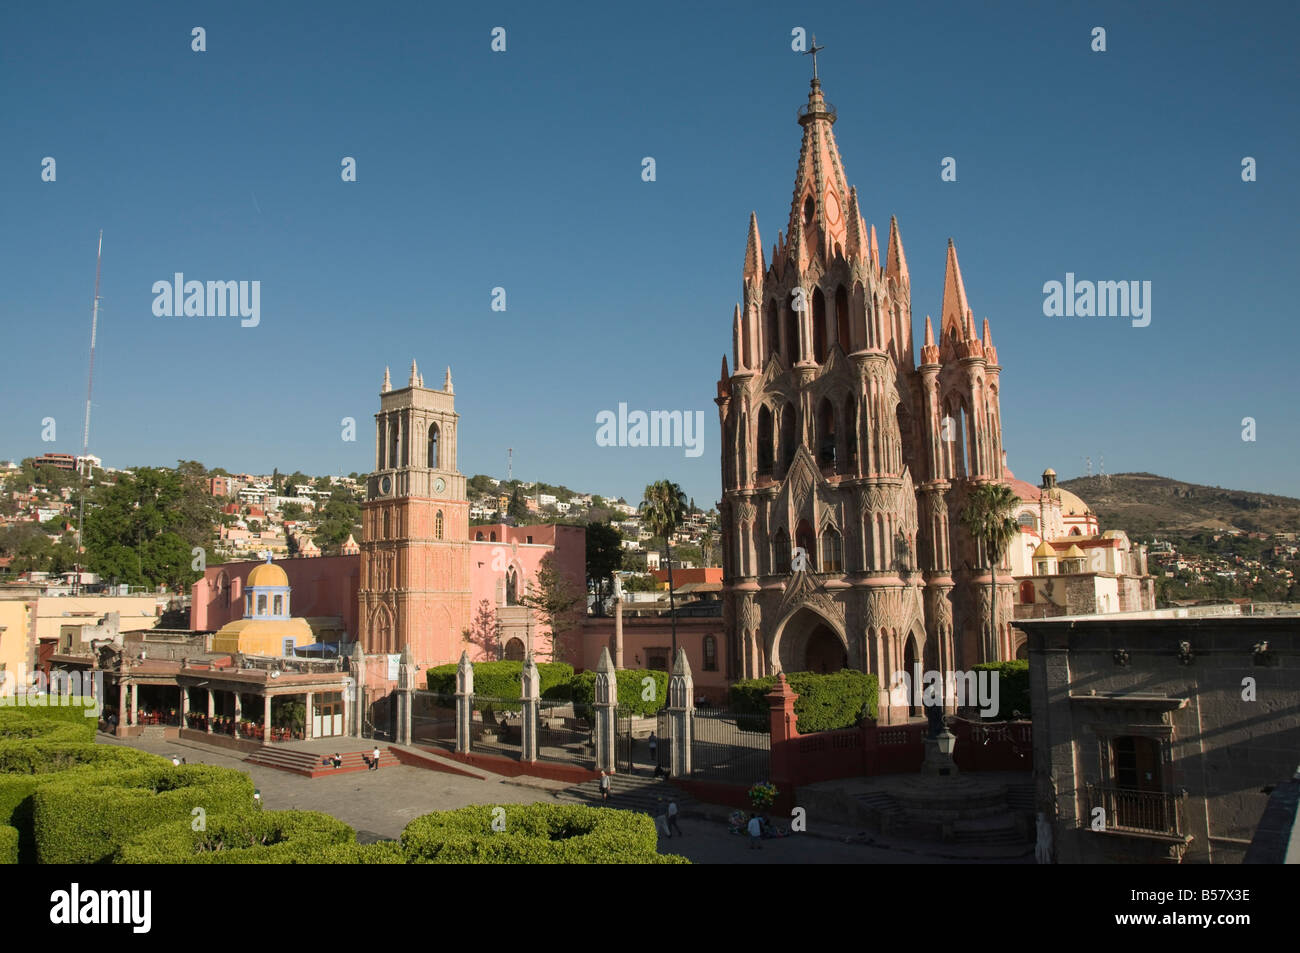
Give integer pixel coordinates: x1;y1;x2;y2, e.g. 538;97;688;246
326;747;382;771
597;770;684;838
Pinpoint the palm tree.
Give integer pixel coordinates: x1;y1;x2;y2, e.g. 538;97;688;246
641;479;688;662
960;482;1021;663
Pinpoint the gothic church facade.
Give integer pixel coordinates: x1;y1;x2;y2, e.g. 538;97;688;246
715;76;1015;720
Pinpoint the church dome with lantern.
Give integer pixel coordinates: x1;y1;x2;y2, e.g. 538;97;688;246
211;555;315;656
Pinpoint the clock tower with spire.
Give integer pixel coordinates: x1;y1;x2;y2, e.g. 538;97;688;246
359;360;471;672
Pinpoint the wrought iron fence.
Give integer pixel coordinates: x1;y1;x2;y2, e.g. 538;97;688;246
412;691;458;750
1086;784;1182;836
538;700;594;767
470;694;521;758
690;708;770;785
612;706;668;776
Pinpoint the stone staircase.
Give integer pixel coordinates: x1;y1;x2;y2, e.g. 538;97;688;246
243;746;402;778
554;773;701;818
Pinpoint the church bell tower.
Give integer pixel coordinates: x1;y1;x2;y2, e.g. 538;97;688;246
359;361;471;672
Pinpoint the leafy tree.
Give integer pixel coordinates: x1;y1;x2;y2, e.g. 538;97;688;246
517;553;583;664
960;483;1021;662
281;502;305;521
507;487;528;524
585;522;623;613
313;486;361;555
641;480;688;661
82;465;217;590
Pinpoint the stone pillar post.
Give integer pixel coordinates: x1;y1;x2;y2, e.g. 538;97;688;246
454;650;473;754
117;680;127;735
233;691;242;735
592;647;616;774
262;694;272;746
612;574;624;669
179;685;187;725
349;641;365;738
520;653;539;762
766;673;799;790
667;648;694;778
206;689;214;733
304;691;314;740
396;646;414;746
129;683;138;726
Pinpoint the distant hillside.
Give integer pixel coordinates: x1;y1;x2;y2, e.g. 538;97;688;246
1057;473;1300;537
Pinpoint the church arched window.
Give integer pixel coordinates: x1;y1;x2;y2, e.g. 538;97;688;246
796;520;817;571
820;527;843;573
812;288;827;363
772;527;791;574
844;395;858;469
757;406;774;477
506;569;518;606
785;297;801;364
383;510;391;539
766;300;779;361
817;398;836;468
835;284;850;353
780;402;797;471
428;424;440;469
435;510;444;540
273;594;283;616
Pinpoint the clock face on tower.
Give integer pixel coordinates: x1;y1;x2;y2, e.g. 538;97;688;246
434;477;446;494
380;475;392;495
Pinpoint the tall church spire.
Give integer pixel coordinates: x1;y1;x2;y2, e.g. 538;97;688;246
743;212;764;281
886;216;909;286
444;366;453;393
409;359;420;387
940;238;972;345
382;366;391;393
787;72;851;269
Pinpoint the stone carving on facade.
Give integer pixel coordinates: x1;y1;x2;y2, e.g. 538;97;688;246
739;594;760;634
735;501;756;524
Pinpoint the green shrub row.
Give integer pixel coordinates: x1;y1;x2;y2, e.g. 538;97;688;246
425;661;574;703
0;704;96;744
116;810;356;864
729;670;879;733
33;763;258;864
567;669;669;716
400;803;685;864
0;825;16;864
970;661;1030;719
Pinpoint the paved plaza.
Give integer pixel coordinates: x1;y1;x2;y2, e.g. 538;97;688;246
99;732;1029;864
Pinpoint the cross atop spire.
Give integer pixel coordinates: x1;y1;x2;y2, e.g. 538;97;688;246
804;34;825;82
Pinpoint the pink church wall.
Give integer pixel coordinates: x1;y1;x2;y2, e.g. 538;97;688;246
575;616;730;705
192;555;360;638
466;523;587;661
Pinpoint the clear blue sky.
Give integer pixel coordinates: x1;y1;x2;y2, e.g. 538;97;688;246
2;1;1298;508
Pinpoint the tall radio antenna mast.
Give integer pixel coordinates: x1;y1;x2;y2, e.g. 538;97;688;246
75;230;103;595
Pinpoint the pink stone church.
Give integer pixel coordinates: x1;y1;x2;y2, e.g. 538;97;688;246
192;362;587;680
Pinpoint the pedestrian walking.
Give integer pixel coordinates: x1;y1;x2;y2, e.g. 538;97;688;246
747;814;763;850
647;731;657;771
599;770;611;802
654;797;671;839
370;745;381;770
667;800;683;837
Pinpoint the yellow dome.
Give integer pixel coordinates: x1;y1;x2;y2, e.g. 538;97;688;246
1033;542;1056;558
247;561;289;588
1057;487;1092;516
1063;544;1086;559
211;617;314;656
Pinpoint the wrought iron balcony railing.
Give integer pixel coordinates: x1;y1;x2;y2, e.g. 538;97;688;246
1086;784;1184;837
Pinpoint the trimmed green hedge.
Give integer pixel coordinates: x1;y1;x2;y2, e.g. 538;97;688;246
312;840;409;864
729;670;879;733
0;704;97;744
970;661;1030;720
425;661;574;704
0;743;166;864
400;803;687;864
33;763;257;864
0;825;16;864
568;669;669;716
116;810;356;864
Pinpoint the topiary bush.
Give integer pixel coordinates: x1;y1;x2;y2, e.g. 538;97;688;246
425;661;574;706
0;703;97;744
970;660;1030;720
0;743;166;864
115;810;356;864
728;670;879;733
0;825;16;865
400;803;687;864
33;763;257;864
568;669;669;715
312;840;410;864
